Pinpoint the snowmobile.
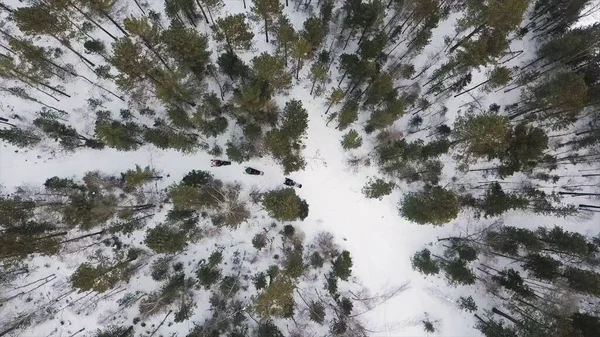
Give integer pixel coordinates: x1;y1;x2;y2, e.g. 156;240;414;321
211;159;232;167
244;167;264;175
284;178;302;188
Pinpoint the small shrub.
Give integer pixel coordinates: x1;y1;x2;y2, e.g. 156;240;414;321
309;252;324;269
341;129;362;150
283;225;295;238
309;301;326;324
252;233;268;250
253;272;267;290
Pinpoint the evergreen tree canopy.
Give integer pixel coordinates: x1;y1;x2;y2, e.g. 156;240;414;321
401;187;460;226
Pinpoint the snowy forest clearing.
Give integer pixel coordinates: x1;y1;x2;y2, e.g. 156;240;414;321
0;0;599;336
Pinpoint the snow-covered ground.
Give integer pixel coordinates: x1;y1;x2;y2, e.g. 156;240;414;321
1;0;599;336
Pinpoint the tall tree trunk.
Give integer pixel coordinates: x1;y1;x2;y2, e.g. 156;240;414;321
69;2;118;41
194;0;210;24
454;80;489;97
558;192;600;197
54;36;96;67
133;0;146;15
265;18;269;43
491;307;522;326
7;67;71;98
448;24;484;53
100;10;129;37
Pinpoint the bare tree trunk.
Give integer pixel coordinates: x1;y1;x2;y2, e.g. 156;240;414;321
448;24;484;53
100;10;129;37
69;2;117;41
194;0;210;24
148;311;172;337
265;18;269;42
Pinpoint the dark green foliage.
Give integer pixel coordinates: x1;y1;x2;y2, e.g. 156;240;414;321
161;26;211;81
256;321;283;337
150;257;172;281
332;251;352;280
283;247;305;278
362;178;394;199
411;249;440;275
401;187;460;226
219;275;241;295
181;170;214;187
309;301;326;324
252;232;268;250
93;326;133;337
253;272;267;290
283;225;295;238
498;123;548;177
475;182;529;217
261;188;309;221
0;127;41;148
341;129;363;150
338;297;353;316
302;17;325;50
145;224;187;254
95;113;143;151
310;252;324;268
84;40;106;54
337;100;359;130
325;272;338;295
267;99;309;173
444;259;476;285
197;264;222;288
458;296;477;313
217;50;250;81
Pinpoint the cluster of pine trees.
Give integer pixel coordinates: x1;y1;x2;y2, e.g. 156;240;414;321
0;165;384;336
0;0;599;335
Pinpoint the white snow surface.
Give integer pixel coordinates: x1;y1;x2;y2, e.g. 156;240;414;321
1;0;599;336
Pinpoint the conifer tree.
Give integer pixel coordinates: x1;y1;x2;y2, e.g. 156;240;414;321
251;53;292;93
273;15;297;66
261;188;309;221
401;187;460;226
251;0;282;43
214;14;255;52
452;112;511;160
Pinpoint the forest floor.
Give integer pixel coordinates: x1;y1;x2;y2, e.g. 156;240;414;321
1;0;599;336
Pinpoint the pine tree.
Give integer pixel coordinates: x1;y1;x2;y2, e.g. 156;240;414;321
217;50;250;82
341;129;363;150
448;0;529;53
145;224;188;254
261;188;309;221
95;112;144;151
301;17;325;52
291;37;312;80
0;126;41;148
452;112;511;160
251;0;282;43
401;187;460;226
161;26;211;83
251;52;292;93
33;117;104;151
121;165;161;190
362;178;394;199
213;14;255;52
273;15;297;66
337;100;359;130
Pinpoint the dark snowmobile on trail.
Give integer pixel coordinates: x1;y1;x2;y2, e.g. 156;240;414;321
211;160;232;167
244;167;264;175
284;178;302;188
